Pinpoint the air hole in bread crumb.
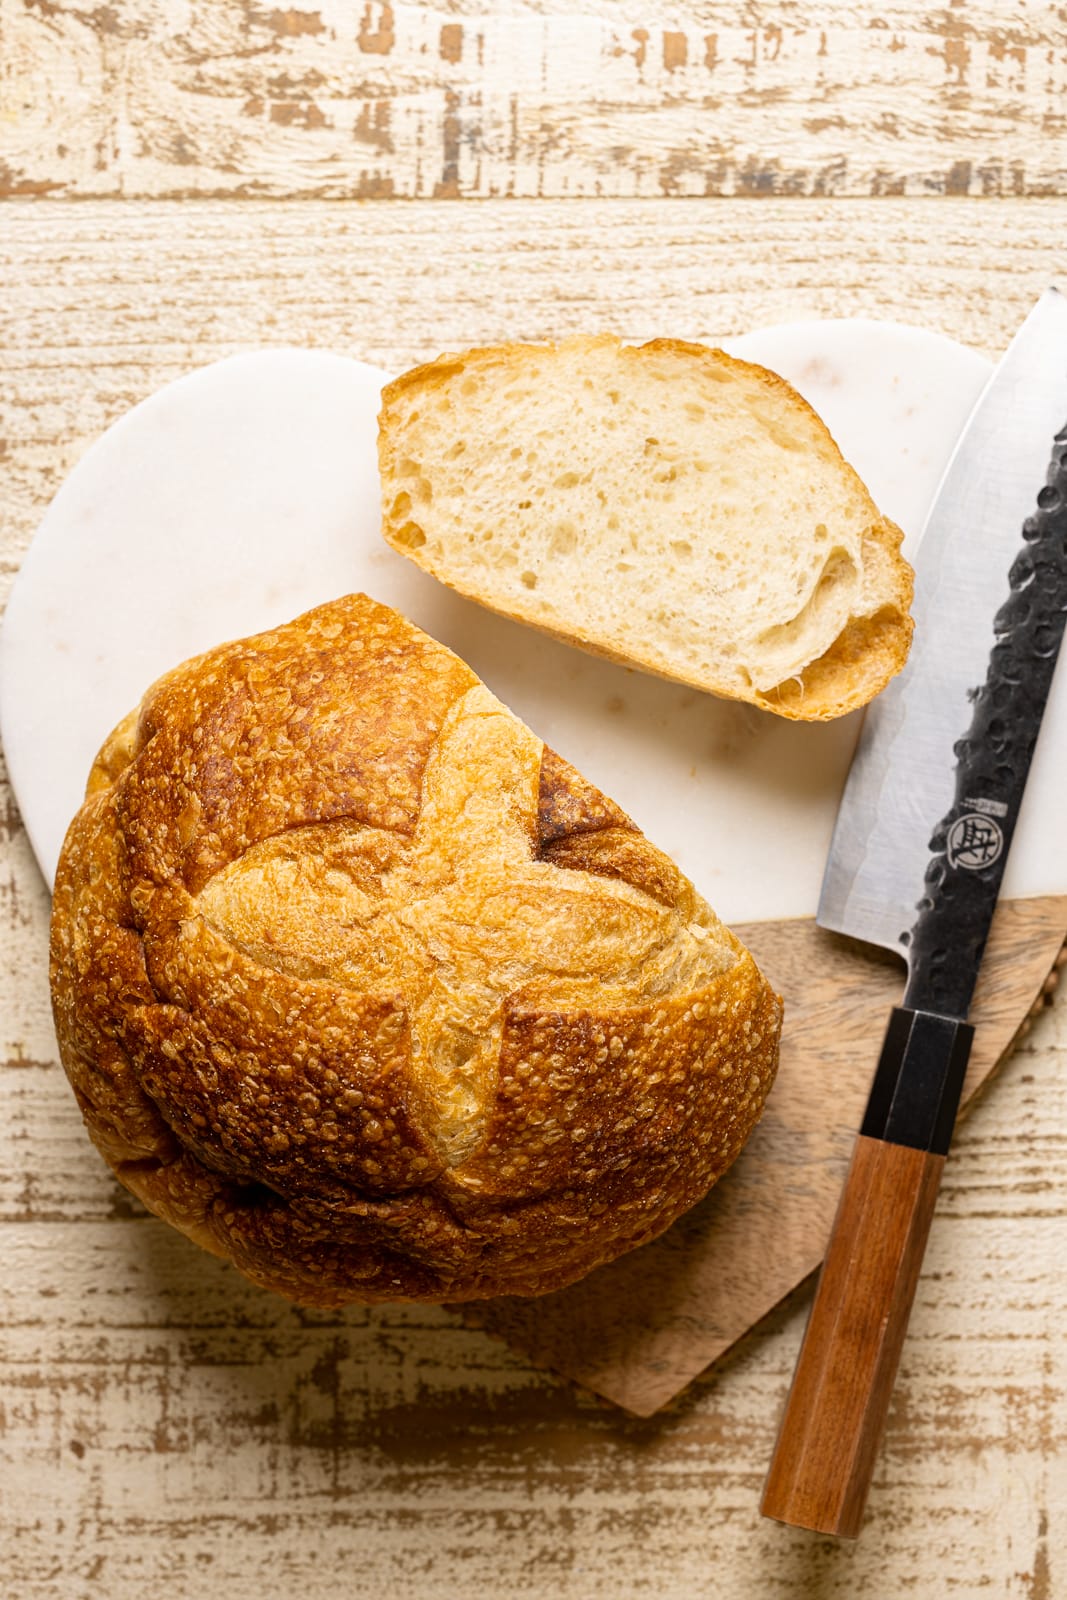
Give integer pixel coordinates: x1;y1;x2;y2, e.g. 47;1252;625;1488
671;540;693;559
394;521;426;549
550;522;577;555
517;499;533;510
760;418;804;452
521;570;538;589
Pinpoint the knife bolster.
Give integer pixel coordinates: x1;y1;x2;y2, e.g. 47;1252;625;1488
860;1006;974;1156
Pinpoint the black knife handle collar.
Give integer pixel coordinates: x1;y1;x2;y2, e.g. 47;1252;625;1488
860;1007;975;1156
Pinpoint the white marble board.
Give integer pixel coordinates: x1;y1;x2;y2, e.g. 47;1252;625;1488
2;320;1064;924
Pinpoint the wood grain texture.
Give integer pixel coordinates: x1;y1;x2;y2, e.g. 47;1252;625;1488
2;1;1067;200
2;195;1067;1596
761;1137;948;1538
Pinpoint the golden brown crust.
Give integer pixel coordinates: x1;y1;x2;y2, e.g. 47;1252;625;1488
755;588;914;721
50;594;781;1304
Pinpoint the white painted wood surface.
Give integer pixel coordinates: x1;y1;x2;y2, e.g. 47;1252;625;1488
2;119;1067;1600
3;1;1067;198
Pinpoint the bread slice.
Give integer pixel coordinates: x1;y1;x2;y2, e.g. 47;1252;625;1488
378;335;914;720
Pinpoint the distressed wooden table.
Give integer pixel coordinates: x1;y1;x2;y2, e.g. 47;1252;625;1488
3;5;1067;1597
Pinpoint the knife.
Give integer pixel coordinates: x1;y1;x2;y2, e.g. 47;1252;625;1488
760;288;1067;1538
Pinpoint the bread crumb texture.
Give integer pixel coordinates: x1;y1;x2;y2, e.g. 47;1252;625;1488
50;595;781;1303
378;334;914;720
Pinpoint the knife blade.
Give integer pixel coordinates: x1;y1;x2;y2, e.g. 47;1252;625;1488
820;287;1067;964
761;287;1067;1538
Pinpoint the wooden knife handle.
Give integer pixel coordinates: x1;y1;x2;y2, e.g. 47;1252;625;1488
760;1133;945;1538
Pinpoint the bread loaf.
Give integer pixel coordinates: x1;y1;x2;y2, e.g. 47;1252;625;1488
378;335;914;720
49;594;781;1304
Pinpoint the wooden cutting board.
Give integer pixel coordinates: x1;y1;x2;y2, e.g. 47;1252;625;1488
2;321;1065;1418
461;899;1067;1415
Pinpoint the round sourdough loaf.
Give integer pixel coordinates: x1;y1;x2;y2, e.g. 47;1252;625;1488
50;594;781;1303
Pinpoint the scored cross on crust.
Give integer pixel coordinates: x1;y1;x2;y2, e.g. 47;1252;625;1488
50;594;781;1304
196;683;734;1166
